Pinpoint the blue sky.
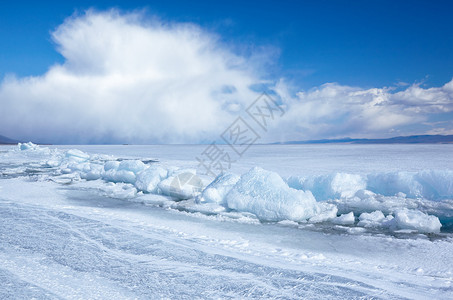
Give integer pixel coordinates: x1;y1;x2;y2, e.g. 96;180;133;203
0;0;452;143
2;0;453;88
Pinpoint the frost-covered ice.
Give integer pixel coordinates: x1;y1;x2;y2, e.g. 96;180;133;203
225;167;321;222
389;209;442;233
1;142;453;298
135;166;168;193
332;212;355;225
198;172;240;204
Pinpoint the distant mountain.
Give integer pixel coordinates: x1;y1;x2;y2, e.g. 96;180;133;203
277;135;453;145
0;134;20;144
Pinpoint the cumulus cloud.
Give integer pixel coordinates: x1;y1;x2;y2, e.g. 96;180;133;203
0;9;452;144
0;10;262;144
392;80;453;113
270;78;453;141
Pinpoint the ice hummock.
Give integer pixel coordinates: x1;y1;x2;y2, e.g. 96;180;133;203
158;168;206;200
288;170;453;202
18;142;40;151
389;209;442;233
198;173;240;205
135;166;168;193
225;167;321;222
4;143;451;234
287;173;367;200
332;212;355;225
357;209;442;233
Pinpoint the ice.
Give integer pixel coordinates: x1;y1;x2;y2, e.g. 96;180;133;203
3;143;453;230
308;203;338;223
286;170;453;225
117;160;147;174
18;142;39;151
45;158;62;167
100;182;138;199
198;173;240;204
358;210;393;228
4;143;453;230
80;163;104;180
135;166;168;193
104;160;120;171
173;199;227;214
333;189;418;216
332;188;453;226
102;160;147;184
288;170;453;202
158;169;204;200
65;149;90;162
5;179;450;299
225;167;320;222
357;209;442;233
367;170;453;200
415;170;453;200
332;212;355;225
15;142;52;157
388;209;442;233
287;173;366;200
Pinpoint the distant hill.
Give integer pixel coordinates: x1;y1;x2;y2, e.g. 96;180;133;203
277;135;453;145
2;134;453;145
0;134;20;144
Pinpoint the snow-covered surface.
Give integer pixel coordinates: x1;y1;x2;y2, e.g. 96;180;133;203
1;143;453;298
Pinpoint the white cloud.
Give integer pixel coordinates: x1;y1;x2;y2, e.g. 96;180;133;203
270;78;453;141
392;81;453;113
0;10;262;144
425;127;453;135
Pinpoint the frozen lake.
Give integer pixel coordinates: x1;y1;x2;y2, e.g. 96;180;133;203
1;143;452;299
50;143;453;176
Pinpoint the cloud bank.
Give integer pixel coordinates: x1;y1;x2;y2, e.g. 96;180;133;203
0;10;452;144
272;79;453;142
